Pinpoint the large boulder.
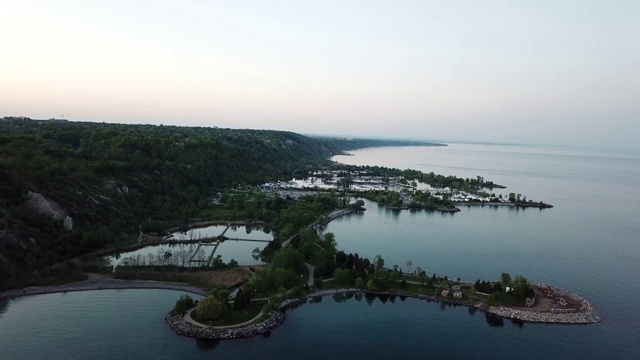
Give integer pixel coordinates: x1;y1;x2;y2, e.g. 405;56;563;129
103;180;123;197
23;191;67;221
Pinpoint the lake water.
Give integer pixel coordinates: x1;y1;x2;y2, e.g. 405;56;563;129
2;144;639;359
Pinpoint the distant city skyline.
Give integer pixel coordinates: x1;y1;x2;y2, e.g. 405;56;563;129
2;0;638;150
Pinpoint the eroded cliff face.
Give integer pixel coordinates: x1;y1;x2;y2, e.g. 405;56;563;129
24;191;68;221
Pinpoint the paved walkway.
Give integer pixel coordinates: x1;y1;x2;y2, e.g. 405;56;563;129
184;308;265;329
305;263;315;286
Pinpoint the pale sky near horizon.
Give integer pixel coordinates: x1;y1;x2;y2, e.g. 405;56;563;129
1;0;638;149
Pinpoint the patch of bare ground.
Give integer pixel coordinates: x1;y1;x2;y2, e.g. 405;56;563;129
111;266;254;289
191;267;253;288
486;282;601;323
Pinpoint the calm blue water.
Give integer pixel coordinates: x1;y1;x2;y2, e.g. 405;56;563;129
1;144;639;359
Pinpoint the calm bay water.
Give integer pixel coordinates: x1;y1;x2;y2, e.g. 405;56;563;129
1;144;639;359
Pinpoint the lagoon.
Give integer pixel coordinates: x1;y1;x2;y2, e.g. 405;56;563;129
110;225;273;267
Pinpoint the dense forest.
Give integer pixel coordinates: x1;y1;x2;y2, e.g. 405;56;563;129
0;119;341;286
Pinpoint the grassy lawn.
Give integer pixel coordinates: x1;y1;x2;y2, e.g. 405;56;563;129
191;301;266;326
406;283;438;296
322;279;337;288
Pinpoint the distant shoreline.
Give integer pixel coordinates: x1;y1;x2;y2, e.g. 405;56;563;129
452;201;553;209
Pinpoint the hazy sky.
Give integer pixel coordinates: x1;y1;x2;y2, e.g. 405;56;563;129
2;0;638;149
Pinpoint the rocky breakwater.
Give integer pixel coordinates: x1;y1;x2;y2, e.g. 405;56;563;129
165;311;285;340
482;282;601;324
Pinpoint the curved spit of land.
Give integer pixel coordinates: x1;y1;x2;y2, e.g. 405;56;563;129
165;283;601;341
452;201;554;209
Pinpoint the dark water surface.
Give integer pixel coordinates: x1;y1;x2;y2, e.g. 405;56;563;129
1;144;638;359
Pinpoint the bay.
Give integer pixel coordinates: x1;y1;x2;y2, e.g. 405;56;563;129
1;143;638;359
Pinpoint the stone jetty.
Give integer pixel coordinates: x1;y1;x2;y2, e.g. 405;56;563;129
165;311;285;340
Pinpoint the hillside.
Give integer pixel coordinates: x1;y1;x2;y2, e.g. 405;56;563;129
312;136;445;151
0;119;339;286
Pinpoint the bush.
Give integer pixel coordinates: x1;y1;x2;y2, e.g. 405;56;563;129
173;294;195;314
195;295;228;321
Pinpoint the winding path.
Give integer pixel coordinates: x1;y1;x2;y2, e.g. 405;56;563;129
183;308;266;329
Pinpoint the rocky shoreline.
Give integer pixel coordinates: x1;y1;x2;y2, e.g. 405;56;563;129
165;310;285;340
482;282;602;324
452;201;554;209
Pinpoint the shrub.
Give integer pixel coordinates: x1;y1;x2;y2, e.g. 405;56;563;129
173;294;194;314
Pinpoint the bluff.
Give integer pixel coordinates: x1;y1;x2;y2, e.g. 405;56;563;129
0;120;339;286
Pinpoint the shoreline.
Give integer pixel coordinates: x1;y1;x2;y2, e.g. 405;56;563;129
285;287;600;324
452;201;554;209
165;285;601;341
0;273;209;299
2;275;600;342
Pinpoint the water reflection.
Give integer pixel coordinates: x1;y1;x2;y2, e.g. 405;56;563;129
0;298;8;317
288;293;528;330
484;312;504;327
364;292;376;306
332;292;348;303
377;294;389;304
195;339;220;351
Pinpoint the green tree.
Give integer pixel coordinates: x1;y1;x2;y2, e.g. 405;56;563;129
313;276;323;289
272;246;305;273
173;294;194;314
512;275;529;304
500;272;512;287
299;242;315;259
374;255;385;269
334;268;356;286
366;279;375;290
389;270;399;285
195;295;227;321
372;269;390;289
418;269;426;287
